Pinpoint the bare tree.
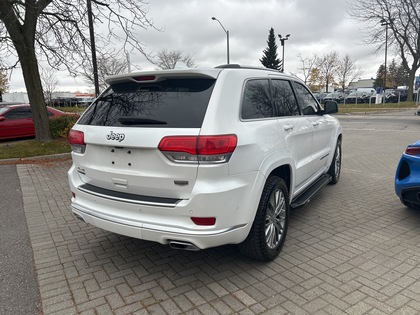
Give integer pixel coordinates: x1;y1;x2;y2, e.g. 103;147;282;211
0;0;155;140
82;52;129;93
297;53;318;85
336;54;364;92
152;49;196;70
0;67;7;94
41;68;58;106
317;51;339;93
349;0;420;101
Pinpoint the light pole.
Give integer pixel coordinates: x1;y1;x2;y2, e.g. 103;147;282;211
212;17;230;64
278;34;290;73
381;19;389;104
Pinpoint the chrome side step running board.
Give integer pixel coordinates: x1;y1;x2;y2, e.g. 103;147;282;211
291;174;332;209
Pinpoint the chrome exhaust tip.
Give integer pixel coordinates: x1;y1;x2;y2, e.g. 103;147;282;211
169;241;200;251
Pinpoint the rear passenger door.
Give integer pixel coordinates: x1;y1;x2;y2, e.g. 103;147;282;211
270;79;314;189
241;78;315;192
293;82;336;175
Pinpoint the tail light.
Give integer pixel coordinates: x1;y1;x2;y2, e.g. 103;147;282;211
158;134;237;164
68;130;86;154
405;146;420;156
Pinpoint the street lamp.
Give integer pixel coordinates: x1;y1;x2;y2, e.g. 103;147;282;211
381;19;389;104
212;17;230;64
278;34;290;73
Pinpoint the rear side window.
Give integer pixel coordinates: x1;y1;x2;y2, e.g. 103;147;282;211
78;79;215;128
241;79;299;119
4;107;32;119
242;80;272;119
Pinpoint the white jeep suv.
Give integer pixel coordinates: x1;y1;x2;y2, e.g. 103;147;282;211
68;65;342;261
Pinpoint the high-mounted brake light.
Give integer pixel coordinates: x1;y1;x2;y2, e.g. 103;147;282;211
158;134;237;164
133;75;156;81
405;146;420;156
68;130;86;154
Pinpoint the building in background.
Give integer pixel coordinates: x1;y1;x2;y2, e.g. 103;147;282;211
0;91;95;107
1;92;30;103
348;78;375;90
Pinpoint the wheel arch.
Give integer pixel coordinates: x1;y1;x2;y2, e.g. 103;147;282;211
327;133;343;168
258;150;294;196
269;164;292;198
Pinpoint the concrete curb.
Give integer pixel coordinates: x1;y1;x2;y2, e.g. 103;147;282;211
0;152;71;165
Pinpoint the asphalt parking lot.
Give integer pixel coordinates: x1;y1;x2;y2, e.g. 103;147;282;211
3;110;420;314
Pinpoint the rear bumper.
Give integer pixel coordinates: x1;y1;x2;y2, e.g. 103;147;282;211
68;168;265;249
71;202;248;249
398;187;420;207
395;153;420;205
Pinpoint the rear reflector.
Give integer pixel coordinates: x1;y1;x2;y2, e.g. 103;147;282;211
405;146;420;156
191;217;216;226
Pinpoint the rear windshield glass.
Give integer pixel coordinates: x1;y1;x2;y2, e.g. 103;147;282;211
78;78;215;128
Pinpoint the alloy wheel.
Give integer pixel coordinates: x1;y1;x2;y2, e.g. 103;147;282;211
265;188;286;249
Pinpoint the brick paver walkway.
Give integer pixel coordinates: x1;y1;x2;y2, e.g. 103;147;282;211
17;118;420;314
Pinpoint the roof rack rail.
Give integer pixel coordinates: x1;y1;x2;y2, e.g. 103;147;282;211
215;64;282;73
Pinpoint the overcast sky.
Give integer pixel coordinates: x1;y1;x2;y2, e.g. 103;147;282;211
8;0;392;93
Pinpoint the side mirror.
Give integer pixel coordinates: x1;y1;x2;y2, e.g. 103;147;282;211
323;100;338;114
0;116;5;122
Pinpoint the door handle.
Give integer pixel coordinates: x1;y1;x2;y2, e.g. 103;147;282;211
283;124;294;131
312;121;320;126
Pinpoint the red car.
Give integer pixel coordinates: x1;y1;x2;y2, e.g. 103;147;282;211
0;103;69;140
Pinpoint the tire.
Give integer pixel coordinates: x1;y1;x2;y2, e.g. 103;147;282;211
238;176;290;261
328;138;341;185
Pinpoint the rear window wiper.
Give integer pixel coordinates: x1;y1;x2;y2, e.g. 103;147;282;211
118;117;167;125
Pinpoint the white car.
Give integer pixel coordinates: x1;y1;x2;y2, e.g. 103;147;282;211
68;65;342;261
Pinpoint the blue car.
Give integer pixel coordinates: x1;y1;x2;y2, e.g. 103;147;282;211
395;140;420;209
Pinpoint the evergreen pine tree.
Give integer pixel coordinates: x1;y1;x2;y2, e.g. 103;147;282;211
388;59;398;88
373;64;385;89
374;61;410;89
260;28;281;70
396;62;410;87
